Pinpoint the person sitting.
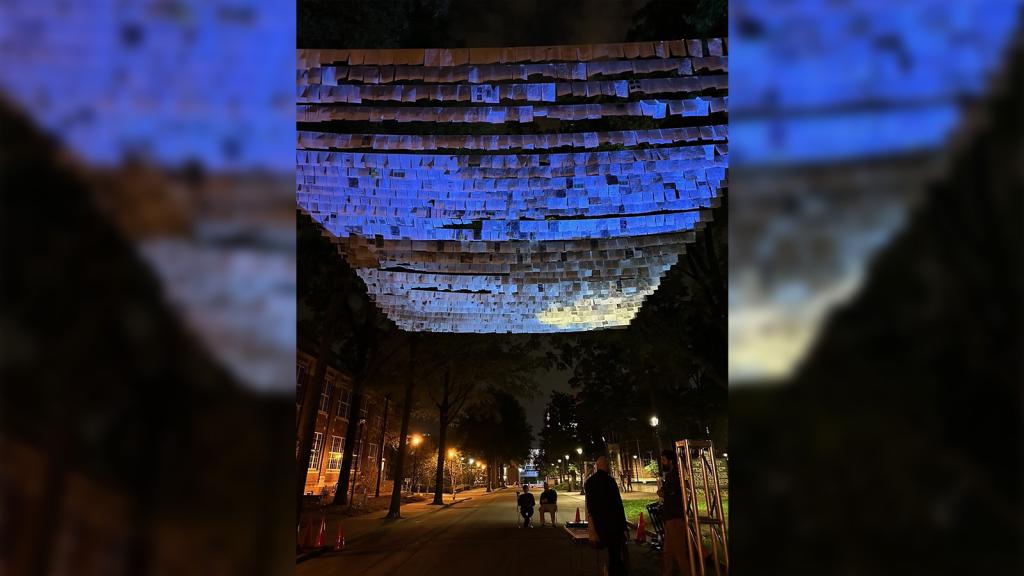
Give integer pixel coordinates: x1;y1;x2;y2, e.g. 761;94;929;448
517;485;536;528
539;482;558;526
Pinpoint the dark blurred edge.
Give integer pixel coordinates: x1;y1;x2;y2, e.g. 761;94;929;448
0;100;293;575
729;28;1023;576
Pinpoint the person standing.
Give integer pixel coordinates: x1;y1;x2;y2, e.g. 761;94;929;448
585;455;630;576
539;482;559;526
658;449;693;575
517;484;536;528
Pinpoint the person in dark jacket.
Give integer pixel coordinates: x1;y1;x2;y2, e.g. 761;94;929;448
585;455;629;575
517;484;536;528
657;449;693;575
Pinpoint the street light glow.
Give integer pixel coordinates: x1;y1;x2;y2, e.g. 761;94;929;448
468;458;474;465
649;415;659;427
411;434;423;447
447;448;457;459
576;447;583;455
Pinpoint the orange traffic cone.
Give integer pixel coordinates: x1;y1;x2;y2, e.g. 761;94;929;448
635;512;647;544
334;523;345;551
315;511;327;547
575;507;581;523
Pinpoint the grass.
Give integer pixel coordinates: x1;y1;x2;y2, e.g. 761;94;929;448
621;493;730;524
623;499;656;522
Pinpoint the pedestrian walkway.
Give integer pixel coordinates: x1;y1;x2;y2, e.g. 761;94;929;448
297;487;664;576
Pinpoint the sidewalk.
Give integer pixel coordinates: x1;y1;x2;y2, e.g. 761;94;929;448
297;488;492;561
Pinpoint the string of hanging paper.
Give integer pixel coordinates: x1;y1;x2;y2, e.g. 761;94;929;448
295;39;728;332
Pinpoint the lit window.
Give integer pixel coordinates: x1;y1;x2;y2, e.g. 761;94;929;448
327;436;344;470
309;432;324;470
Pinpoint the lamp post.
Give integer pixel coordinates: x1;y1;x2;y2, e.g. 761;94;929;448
650;415;663;488
576;447;585;495
410;434;423;493
447;447;457;501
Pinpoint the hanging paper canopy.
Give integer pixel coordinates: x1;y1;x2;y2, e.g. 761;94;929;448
296;39;728;332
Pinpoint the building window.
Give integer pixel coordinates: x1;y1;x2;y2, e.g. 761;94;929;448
296;362;309;398
359;405;368;422
353;439;364;471
319;373;334;413
368;443;378;463
327;436;344;470
309;432;323;470
336;387;351;419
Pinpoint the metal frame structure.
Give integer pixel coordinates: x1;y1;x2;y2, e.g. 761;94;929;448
675;439;728;576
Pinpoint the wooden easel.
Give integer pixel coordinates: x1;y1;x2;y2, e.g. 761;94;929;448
675;439;729;576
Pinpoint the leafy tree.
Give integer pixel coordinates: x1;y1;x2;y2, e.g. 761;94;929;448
454;390;533;491
414;334;538;504
626;0;728;40
544;200;728;451
297;213;413;514
298;0;454;49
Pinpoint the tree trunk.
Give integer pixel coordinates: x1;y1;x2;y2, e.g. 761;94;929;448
387;336;418;518
374;395;390;498
431;365;451;505
331;322;374;506
331;386;363;506
296;293;338;523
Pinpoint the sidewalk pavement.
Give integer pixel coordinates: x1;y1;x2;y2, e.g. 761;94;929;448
297;487;496;561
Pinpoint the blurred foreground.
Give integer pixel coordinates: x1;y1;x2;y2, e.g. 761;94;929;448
729;3;1023;573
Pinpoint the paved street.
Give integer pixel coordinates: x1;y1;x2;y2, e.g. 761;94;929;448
298;487;662;576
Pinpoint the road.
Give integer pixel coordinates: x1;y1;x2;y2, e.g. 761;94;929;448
298;487;662;576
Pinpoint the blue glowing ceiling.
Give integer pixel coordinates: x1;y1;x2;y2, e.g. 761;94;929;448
296;40;729;332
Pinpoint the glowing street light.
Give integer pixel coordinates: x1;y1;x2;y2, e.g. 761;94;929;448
411;434;423;447
447;447;457;459
649;415;663;488
576;447;585;495
468;458;475;465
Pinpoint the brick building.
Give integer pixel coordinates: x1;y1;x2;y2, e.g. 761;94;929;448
297;345;396;500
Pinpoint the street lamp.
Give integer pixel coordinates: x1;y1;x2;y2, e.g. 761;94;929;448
650;415;663;488
446;448;458;501
576;447;585;495
410;434;423;493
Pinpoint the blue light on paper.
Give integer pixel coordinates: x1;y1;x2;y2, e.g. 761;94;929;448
297;42;729;332
0;0;294;171
730;0;1022;165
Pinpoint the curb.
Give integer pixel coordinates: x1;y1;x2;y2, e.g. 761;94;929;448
296;546;331;563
